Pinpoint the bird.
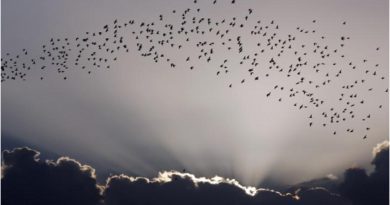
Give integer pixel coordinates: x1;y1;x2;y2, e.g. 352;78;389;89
1;5;386;142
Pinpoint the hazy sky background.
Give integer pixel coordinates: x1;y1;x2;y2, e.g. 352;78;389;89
1;0;388;186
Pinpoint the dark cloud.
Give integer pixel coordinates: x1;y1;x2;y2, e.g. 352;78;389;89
1;147;350;205
295;187;351;205
3;142;389;205
339;141;389;205
287;141;389;205
103;171;351;205
1;147;102;205
1;133;61;161
285;174;341;194
103;172;295;205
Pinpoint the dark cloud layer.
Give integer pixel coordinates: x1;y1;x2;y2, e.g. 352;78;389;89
103;172;351;205
1;147;102;205
285;175;340;194
339;141;389;205
2;141;388;205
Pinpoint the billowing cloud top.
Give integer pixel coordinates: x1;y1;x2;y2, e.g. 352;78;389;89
2;142;389;205
339;141;389;205
2;147;103;205
103;170;353;205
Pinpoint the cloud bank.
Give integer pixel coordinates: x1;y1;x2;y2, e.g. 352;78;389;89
1;147;103;205
2;141;388;205
339;141;389;205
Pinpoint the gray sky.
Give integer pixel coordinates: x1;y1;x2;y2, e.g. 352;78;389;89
1;0;388;186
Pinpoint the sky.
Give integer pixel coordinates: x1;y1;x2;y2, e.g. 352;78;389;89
1;0;388;187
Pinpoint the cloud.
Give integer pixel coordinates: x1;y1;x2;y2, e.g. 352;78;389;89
1;147;103;205
1;147;351;205
295;187;351;205
103;171;295;205
285;174;341;194
339;141;389;205
103;171;352;205
3;142;389;205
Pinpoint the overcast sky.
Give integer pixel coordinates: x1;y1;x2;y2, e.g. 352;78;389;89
1;0;388;186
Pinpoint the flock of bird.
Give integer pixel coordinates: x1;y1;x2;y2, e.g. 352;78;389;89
1;0;387;140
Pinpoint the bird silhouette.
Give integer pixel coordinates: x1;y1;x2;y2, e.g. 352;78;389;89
1;3;386;141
